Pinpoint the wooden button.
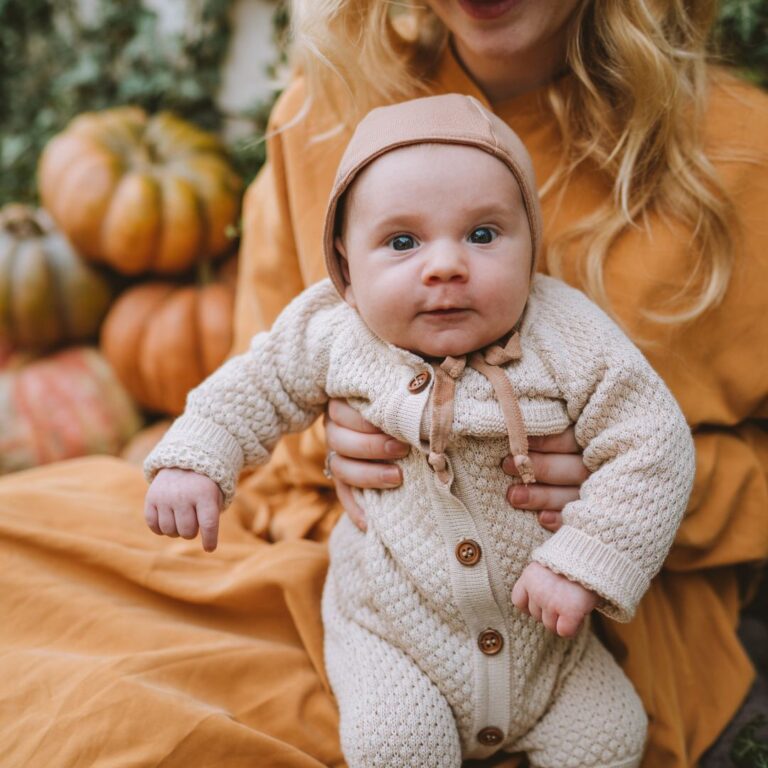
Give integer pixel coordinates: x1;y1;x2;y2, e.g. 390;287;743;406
407;371;431;393
455;539;481;566
478;628;503;655
477;726;504;746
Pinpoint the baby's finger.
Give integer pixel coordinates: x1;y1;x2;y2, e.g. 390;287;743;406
196;501;220;552
556;613;583;639
144;503;161;535
157;505;179;537
174;505;199;540
527;598;543;623
511;580;529;614
542;607;559;634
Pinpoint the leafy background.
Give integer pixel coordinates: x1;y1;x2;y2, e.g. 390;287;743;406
0;0;765;208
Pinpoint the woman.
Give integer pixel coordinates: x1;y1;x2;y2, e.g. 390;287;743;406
235;0;768;764
0;1;764;767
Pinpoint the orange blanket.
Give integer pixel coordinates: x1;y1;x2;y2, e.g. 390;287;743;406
0;458;343;767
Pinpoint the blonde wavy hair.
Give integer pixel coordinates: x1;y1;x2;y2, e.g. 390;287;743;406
290;0;737;324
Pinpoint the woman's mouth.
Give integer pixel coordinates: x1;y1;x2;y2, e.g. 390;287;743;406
457;0;523;21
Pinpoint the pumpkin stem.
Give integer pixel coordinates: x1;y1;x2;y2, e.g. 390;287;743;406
196;258;214;286
0;204;47;239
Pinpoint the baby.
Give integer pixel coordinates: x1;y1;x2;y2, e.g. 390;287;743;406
144;94;695;768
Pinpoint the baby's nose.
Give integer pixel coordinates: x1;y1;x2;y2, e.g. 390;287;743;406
421;243;469;283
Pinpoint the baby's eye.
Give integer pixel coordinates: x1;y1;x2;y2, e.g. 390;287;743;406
389;234;417;251
468;227;496;244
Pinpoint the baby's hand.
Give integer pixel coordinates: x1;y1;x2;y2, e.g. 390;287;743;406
144;468;224;552
511;562;599;638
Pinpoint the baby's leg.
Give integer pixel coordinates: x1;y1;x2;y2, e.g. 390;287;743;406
513;634;647;768
325;616;462;768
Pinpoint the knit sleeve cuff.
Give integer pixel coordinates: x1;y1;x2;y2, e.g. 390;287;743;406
531;525;650;622
143;415;245;507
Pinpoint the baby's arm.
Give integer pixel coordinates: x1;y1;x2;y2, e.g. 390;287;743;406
143;280;342;547
512;562;598;638
528;278;696;622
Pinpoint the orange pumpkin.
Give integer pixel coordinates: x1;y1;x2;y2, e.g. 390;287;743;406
100;279;234;415
0;204;113;351
38;107;242;275
120;419;173;466
0;347;142;474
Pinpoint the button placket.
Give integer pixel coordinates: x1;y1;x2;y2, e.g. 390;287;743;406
407;370;431;393
477;727;504;746
455;539;481;566
477;628;504;656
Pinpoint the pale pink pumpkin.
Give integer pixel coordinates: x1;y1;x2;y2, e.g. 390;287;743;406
0;347;142;473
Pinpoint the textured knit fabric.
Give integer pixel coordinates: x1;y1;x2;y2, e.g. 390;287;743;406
145;274;694;765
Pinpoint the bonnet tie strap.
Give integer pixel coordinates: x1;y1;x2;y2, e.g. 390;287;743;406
428;355;466;484
468;333;536;485
427;332;535;486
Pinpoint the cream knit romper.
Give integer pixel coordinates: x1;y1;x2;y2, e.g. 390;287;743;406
146;275;695;768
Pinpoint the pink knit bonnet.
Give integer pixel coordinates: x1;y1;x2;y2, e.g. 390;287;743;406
323;93;543;296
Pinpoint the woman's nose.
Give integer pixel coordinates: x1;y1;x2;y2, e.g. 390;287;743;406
421;242;469;284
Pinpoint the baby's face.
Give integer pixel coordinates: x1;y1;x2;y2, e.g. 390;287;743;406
336;143;533;358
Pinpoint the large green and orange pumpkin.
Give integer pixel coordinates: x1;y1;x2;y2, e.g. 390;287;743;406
38;107;242;276
0;204;113;351
0;347;142;474
101;279;235;415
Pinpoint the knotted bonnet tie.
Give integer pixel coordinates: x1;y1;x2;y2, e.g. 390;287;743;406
427;332;536;486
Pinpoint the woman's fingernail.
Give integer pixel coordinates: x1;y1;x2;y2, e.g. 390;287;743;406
510;486;529;506
382;468;401;486
385;439;409;457
539;511;556;525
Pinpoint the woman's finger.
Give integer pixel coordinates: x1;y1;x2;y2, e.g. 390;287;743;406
537;511;563;533
327;452;402;490
527;427;580;454
326;417;409;461
334;479;368;532
503;451;589;486
507;483;579;512
327;398;384;434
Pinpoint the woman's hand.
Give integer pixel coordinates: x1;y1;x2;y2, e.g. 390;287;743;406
324;399;410;531
502;428;589;532
325;401;588;535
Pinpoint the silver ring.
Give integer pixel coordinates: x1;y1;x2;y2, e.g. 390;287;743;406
323;450;337;480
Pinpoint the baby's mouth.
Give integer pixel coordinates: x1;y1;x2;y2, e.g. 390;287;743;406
425;308;466;315
420;307;471;318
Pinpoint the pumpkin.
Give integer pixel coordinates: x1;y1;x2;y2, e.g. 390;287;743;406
0;346;143;474
38;107;242;276
100;279;234;415
0;204;113;351
120;419;173;466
